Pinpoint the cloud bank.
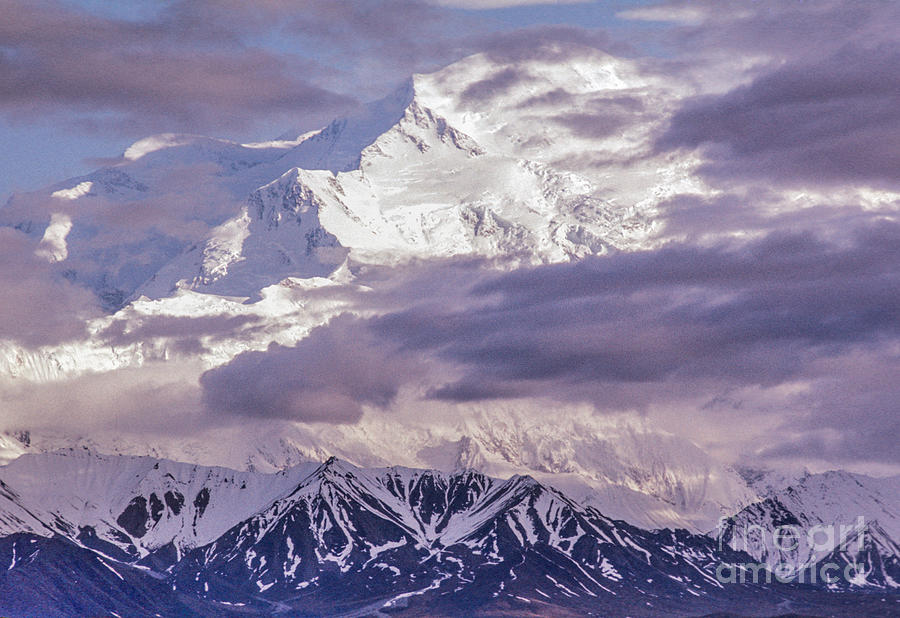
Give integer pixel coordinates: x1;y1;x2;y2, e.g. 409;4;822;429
193;204;899;468
657;45;900;189
200;315;426;424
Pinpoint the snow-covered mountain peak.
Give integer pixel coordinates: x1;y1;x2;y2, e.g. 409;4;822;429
411;45;651;162
1;47;662;313
311;455;362;481
412;44;640;113
718;469;900;583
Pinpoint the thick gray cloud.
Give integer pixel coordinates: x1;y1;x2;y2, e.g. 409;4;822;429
376;224;898;398
200;315;424;424
202;215;900;464
0;0;354;135
628;1;900;190
657;45;900;189
630;1;898;61
0;228;98;346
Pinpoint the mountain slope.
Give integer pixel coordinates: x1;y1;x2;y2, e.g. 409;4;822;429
805;521;900;590
0;452;898;615
171;457;764;613
718;471;900;590
0;533;215;617
0;450;320;566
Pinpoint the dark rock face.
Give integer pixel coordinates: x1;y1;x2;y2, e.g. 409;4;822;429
164;490;185;515
193;487;210;516
149;492;164;523
76;525;137;562
116;496;150;538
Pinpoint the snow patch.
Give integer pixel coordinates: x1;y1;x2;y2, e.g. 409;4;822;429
51;181;92;200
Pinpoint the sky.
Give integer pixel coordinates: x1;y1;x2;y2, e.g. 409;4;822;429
0;0;658;200
1;0;899;476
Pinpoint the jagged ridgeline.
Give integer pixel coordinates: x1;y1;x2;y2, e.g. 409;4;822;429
1;451;897;616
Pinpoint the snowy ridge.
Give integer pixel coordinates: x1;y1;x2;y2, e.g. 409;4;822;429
806;521;900;590
0;451;897;615
0;450;319;565
166;455;760;610
2;408;757;534
718;470;900;588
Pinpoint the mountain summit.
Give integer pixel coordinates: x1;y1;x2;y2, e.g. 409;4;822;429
2;47;660;307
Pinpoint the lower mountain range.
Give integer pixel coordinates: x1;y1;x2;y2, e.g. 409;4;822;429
0;448;896;616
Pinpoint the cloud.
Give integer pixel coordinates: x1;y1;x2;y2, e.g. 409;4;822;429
627;1;898;60
0;0;354;135
383;228;899;402
617;5;708;25
0;0;638;142
207;213;900;466
460;67;529;103
428;0;591;8
199;315;425;423
0;227;98;346
98;314;263;357
476;25;633;62
656;190;900;243
657;44;900;189
0;360;206;437
755;350;900;465
152;0;479;104
551;94;650;139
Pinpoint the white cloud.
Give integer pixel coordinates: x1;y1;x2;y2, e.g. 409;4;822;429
429;0;591;9
617;5;710;24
